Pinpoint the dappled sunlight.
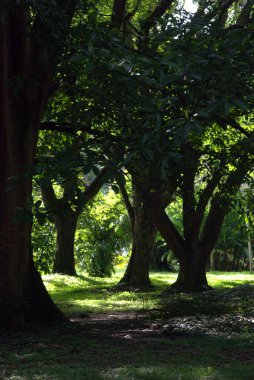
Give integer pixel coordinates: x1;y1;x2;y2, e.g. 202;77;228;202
43;271;175;314
2;272;254;380
43;271;254;315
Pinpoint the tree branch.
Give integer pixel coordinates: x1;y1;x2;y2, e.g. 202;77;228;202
150;190;186;262
111;0;127;28
191;168;223;240
216;116;251;137
237;0;252;24
40;121;123;143
40;122;76;135
199;149;254;254
141;0;174;35
192;0;239;25
82;167;110;204
117;180;135;229
126;0;141;21
182;145;199;240
40;181;59;211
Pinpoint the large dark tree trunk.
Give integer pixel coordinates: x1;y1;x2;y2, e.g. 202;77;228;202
0;112;66;328
53;212;78;275
118;173;156;288
0;1;76;328
171;246;210;293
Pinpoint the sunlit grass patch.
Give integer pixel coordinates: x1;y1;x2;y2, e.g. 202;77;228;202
44;272;164;314
207;272;254;288
43;271;254;315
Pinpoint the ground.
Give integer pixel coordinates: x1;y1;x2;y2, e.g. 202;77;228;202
1;272;254;379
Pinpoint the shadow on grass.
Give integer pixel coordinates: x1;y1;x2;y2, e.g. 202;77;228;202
1;321;254;380
77;274;108;286
2;272;254;379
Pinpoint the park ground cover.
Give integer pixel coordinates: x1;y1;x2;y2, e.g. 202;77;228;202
1;272;254;380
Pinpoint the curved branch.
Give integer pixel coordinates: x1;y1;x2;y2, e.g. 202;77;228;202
216;117;250;137
117;180;135;228
150;191;186;262
82;167;110;204
141;0;174;35
199;151;254;254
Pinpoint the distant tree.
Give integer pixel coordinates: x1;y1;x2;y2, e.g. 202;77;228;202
151;132;254;292
75;188;131;277
40;161;109;276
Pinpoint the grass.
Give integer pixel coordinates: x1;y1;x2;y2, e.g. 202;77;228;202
43;271;177;314
1;271;254;380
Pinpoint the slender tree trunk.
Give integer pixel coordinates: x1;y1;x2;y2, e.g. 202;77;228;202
210;251;214;271
248;238;253;273
245;213;253;273
53;212;78;275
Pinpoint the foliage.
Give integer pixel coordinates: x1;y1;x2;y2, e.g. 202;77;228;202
213;200;249;271
213;187;254;271
32;218;55;274
75;189;131;277
152;234;179;272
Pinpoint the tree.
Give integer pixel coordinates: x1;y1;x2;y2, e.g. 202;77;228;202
0;1;79;328
151;132;254;292
38;0;176;288
117;171;157;288
76;188;131;277
239;182;254;272
30;0;254;295
40;155;109;276
212;200;250;272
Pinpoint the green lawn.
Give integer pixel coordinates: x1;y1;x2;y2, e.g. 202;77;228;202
1;271;254;380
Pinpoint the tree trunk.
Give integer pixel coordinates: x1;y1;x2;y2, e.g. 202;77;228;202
118;173;156;288
53;212;78;275
0;126;66;328
170;246;211;293
245;213;253;273
247;236;253;273
210;251;214;271
0;2;75;328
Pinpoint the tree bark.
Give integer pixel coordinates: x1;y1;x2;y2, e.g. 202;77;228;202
0;105;66;328
53;212;78;275
40;182;79;276
171;246;211;293
118;173;156;288
0;2;76;328
245;212;253;273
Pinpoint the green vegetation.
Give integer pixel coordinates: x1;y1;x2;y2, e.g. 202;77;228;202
1;272;254;380
1;2;254;379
